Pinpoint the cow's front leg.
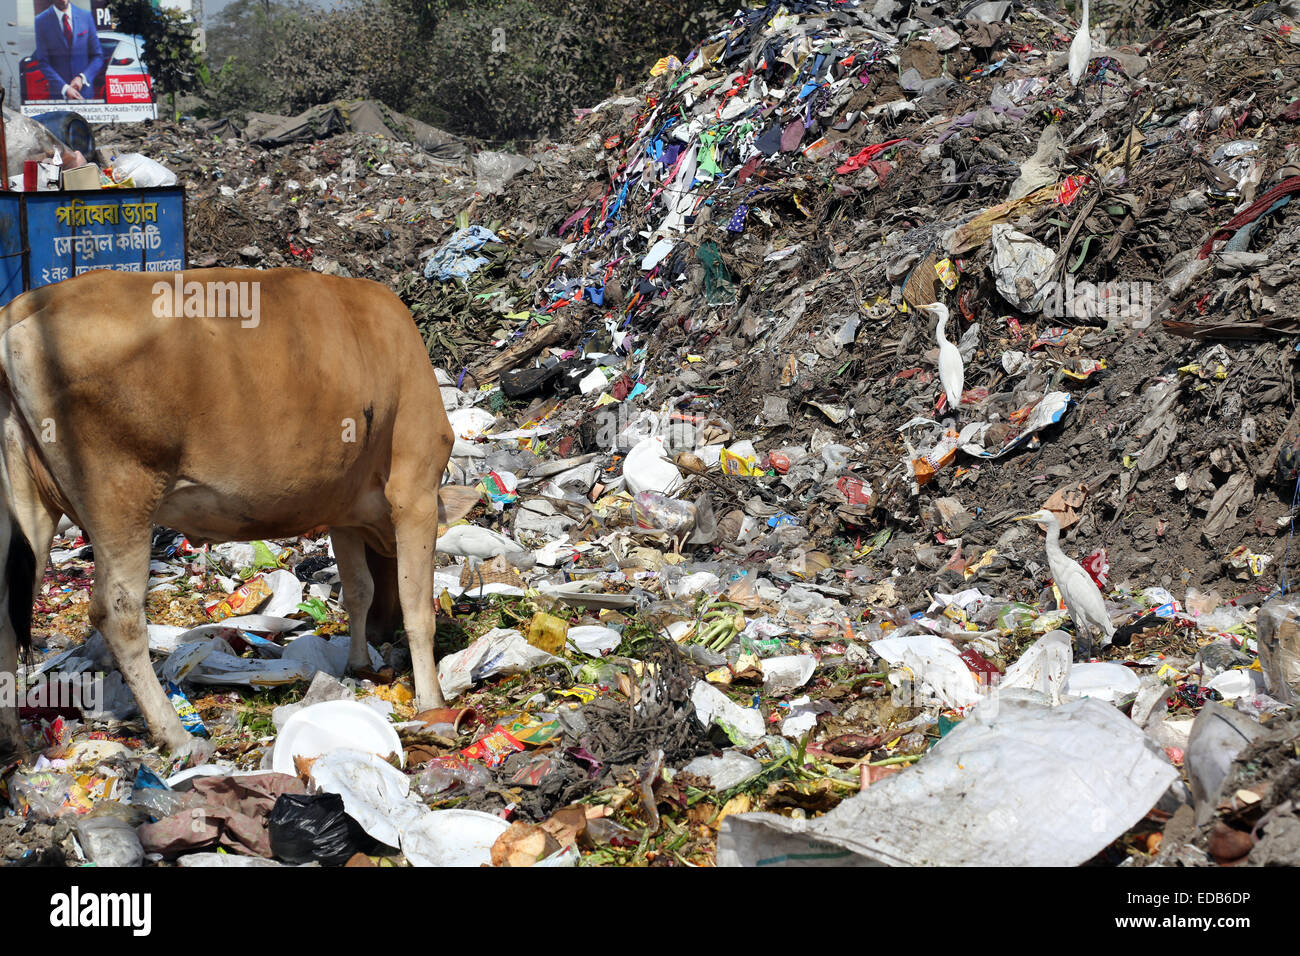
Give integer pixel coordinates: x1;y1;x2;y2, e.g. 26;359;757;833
330;527;375;673
394;506;444;710
91;532;209;763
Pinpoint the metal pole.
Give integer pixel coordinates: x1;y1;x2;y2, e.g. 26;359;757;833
0;87;8;191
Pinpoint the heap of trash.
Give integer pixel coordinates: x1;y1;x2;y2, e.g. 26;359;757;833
6;0;1300;867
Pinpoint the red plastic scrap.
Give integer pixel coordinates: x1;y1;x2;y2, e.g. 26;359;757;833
835;138;906;175
1081;548;1109;588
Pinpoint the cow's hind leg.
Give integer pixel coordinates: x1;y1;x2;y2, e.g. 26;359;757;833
0;505;32;753
331;527;375;672
393;501;443;709
0;427;60;754
90;527;208;761
365;545;403;644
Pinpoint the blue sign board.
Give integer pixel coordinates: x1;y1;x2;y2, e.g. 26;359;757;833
0;186;186;307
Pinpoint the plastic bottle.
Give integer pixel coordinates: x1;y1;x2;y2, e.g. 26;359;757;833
417;760;492;797
633;491;696;533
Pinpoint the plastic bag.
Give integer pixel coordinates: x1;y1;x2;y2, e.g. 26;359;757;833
110;152;177;187
473;150;534;194
1256;597;1300;703
624;436;683;495
76;815;144;867
417;759;493;797
633;491;696;532
129;787;191;822
682;751;762;790
9;772;82;819
267;792;371;866
437;627;564;700
719;697;1178;867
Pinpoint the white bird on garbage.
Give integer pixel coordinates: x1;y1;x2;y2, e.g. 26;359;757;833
437;525;535;569
920;301;964;413
1014;508;1115;651
1068;0;1092;90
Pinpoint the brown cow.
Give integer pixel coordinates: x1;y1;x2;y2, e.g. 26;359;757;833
0;268;478;760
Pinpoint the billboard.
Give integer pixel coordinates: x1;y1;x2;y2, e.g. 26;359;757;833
16;0;157;122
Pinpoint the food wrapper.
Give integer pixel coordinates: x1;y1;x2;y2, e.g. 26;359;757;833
8;771;111;819
553;685;599;704
503;715;562;747
837;475;873;505
164;680;207;736
1057;174;1089;205
720;447;760;476
935;258;959;290
459;726;525;767
205;575;272;621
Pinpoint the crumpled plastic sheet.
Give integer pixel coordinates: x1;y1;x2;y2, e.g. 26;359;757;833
423;225;502;282
870;633;982;710
958;391;1072;458
437;627;565;699
717;696;1178;866
991;223;1056;311
137;772;306;859
474;150;536;195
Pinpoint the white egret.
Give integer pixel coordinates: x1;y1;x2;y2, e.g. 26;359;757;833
437;525;536;601
920;301;964;412
1014;508;1115;650
1068;0;1091;90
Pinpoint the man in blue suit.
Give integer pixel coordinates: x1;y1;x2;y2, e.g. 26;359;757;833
33;0;104;101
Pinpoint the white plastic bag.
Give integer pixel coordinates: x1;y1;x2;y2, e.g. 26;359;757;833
999;629;1071;704
691;680;765;746
1066;661;1141;704
718;696;1178;866
111;152;177;187
761;655;817;695
437;628;563;699
870;633;982;710
623;436;683;495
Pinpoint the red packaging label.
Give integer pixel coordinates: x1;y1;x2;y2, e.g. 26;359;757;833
459;726;525;767
837;476;871;505
959;648;1001;684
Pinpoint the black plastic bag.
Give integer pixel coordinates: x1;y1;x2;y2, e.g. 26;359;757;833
267;793;371;866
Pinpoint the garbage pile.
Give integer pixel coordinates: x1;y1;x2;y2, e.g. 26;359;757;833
7;0;1300;867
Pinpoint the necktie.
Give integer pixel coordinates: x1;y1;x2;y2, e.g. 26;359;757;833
63;13;72;46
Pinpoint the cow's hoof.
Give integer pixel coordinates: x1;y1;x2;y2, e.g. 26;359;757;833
168;736;214;767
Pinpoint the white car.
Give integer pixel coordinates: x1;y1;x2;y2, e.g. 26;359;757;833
96;31;151;99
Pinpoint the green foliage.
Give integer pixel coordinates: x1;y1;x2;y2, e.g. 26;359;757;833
112;0;204;99
203;0;735;141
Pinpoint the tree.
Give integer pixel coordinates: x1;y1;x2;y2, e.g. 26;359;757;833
112;0;204;120
201;0;735;141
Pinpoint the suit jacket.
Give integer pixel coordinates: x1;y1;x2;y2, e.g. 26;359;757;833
34;3;104;97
